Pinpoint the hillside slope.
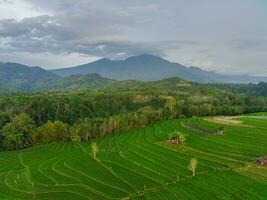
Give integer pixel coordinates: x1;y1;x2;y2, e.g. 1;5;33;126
0;62;57;91
36;73;117;91
0;62;116;92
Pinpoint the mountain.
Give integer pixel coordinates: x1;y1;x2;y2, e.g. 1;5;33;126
0;62;116;92
1;55;267;93
0;62;57;92
51;54;267;83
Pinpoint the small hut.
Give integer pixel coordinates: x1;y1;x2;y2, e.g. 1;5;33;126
256;157;267;166
171;136;180;144
170;132;186;145
257;157;267;166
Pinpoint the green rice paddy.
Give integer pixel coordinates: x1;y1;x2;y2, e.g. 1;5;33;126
0;114;267;199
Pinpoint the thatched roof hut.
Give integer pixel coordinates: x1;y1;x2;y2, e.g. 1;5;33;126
170;136;180;144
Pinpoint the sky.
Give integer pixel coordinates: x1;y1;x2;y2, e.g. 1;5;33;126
0;0;266;75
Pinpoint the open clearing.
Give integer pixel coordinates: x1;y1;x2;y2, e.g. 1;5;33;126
0;115;267;200
204;116;245;126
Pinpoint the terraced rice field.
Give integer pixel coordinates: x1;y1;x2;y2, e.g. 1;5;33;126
0;114;267;200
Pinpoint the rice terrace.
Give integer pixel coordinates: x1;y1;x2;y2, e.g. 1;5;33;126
1;1;267;199
0;113;266;200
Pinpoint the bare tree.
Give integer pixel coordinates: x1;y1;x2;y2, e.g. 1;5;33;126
91;142;98;159
188;158;198;176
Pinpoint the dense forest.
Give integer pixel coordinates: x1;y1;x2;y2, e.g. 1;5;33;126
212;82;267;96
1;78;267;151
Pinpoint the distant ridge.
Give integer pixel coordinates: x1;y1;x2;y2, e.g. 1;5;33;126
1;54;267;93
51;54;267;83
0;62;57;91
0;62;115;92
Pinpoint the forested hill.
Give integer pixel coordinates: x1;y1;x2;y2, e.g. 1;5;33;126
1;77;267;151
0;62;116;92
1;61;267;97
0;62;57;92
2;55;267;93
35;73;116;92
212;82;267;96
51;54;267;83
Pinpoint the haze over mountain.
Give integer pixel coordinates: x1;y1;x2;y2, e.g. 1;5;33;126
51;54;267;83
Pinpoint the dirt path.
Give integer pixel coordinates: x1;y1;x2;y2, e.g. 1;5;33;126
204;116;253;127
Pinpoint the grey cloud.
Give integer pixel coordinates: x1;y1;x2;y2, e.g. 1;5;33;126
0;19;29;37
0;1;192;59
0;0;266;75
0;6;137;55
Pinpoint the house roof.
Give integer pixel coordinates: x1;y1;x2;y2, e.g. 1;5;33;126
257;157;267;164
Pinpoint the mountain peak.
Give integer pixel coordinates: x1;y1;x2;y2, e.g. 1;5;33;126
126;54;162;60
98;58;111;62
189;66;204;71
124;54;169;64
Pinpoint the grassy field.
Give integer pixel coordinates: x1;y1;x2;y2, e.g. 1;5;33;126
0;114;267;200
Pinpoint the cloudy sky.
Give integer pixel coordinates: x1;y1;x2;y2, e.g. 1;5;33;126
0;0;266;75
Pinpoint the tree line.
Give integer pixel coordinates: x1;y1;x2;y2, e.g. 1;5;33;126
0;85;267;151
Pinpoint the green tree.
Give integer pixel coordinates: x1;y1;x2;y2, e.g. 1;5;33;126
0;112;11;129
70;129;81;143
1;113;36;150
179;132;186;144
38;120;69;143
73;118;93;141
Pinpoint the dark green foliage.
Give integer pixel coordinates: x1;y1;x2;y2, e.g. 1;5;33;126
0;113;36;150
212;82;267;96
0;112;10;129
35;73;117;92
0;78;267;150
37;121;70;143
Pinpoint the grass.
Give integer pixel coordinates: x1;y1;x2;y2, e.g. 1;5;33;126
0;114;267;199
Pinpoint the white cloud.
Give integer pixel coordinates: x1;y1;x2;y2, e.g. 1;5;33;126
0;0;48;20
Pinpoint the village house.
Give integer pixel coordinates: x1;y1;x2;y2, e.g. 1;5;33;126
171;136;180;144
256;157;267;166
